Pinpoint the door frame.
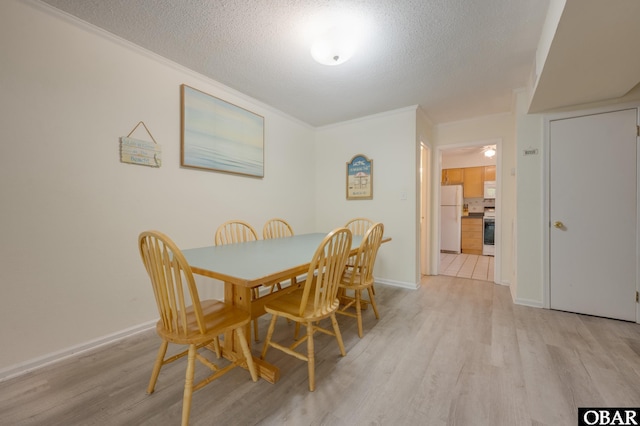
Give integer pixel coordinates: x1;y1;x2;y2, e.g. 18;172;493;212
419;142;431;276
435;139;502;284
542;102;640;323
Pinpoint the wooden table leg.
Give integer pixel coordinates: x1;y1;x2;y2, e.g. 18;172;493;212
223;281;280;384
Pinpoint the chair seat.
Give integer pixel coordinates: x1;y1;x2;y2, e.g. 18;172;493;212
156;300;251;345
339;269;373;291
264;287;340;322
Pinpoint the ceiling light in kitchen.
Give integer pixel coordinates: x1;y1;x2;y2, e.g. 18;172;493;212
484;146;496;158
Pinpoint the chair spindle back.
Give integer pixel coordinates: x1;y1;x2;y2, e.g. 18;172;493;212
346;223;384;286
263;218;294;239
299;227;352;318
215;220;258;245
344;217;374;267
139;231;206;336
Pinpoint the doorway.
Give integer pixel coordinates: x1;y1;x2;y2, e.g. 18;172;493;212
437;140;500;283
440;252;495;281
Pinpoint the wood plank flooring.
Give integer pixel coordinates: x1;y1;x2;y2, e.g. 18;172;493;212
1;276;640;425
441;252;494;282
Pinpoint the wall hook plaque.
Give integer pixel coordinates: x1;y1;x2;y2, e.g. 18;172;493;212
120;121;162;167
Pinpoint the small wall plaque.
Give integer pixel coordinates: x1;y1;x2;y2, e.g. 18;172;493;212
120;121;161;167
346;154;373;200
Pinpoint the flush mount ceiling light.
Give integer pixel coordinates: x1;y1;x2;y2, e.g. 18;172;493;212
483;145;497;158
310;26;357;66
306;13;368;66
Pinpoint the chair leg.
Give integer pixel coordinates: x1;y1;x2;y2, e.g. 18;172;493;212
306;321;315;392
181;344;197;426
330;313;346;356
294;322;301;340
235;327;258;382
253;318;259;342
367;286;380;319
355;289;363;338
147;340;169;394
261;314;278;359
204;338;221;358
337;287;345;301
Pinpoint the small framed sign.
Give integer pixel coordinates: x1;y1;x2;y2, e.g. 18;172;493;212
346;154;373;200
120;121;161;168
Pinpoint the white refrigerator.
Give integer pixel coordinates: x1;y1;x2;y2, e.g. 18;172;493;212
440;185;463;253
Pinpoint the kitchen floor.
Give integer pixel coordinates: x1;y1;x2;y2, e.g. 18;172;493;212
440;252;494;282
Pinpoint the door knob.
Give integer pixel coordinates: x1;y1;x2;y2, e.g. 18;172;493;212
553;221;564;229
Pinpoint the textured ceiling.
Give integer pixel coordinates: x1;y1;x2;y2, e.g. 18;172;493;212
39;0;550;126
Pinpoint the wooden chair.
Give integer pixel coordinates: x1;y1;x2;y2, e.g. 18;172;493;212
345;217;374;236
263;218;298;327
337;222;384;337
344;217;375;292
344;217;374;265
262;218;294;239
262;218;295;289
260;227;352;391
214;220;264;342
214;220;258;245
139;231;257;426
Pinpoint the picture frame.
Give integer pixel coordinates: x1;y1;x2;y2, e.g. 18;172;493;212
346;154;373;200
180;84;264;178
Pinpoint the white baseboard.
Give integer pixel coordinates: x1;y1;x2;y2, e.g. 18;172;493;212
0;320;156;383
375;277;419;290
513;297;544;308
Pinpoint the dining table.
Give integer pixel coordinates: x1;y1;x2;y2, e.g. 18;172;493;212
182;232;367;384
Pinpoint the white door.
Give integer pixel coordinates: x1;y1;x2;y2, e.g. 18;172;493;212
549;108;638;321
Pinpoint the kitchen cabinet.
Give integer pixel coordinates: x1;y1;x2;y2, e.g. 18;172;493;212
441;168;464;185
484;165;496;181
463;166;484;198
461;217;483;255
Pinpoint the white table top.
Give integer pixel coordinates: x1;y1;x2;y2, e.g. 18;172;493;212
182;233;363;288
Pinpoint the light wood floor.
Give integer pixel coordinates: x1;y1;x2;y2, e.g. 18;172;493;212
2;276;640;425
441;252;494;282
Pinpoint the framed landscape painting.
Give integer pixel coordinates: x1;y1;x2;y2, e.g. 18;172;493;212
181;84;264;177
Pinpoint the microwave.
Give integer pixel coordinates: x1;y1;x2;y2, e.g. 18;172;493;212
484;181;496;199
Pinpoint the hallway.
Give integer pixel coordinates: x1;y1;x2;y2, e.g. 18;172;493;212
440;252;494;282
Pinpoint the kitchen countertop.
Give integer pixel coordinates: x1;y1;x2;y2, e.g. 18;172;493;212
462;213;484;218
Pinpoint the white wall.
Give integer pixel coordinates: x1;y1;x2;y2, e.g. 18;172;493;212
314;107;420;288
0;1;316;374
514;89;545;306
433;112;517;285
442;153;497;169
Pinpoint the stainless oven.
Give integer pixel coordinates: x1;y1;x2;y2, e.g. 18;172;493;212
483;208;495;256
